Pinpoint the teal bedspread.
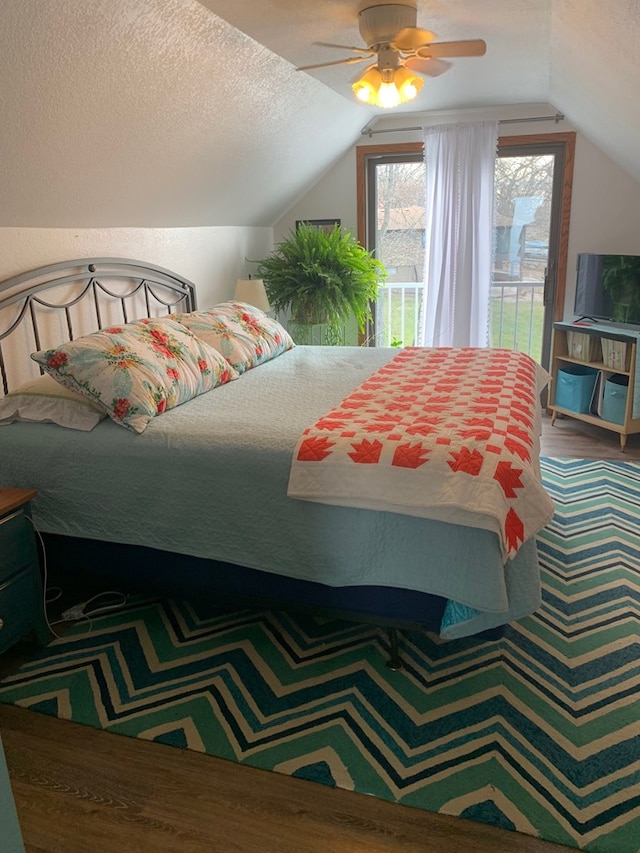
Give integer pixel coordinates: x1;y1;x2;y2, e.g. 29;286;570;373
0;346;542;639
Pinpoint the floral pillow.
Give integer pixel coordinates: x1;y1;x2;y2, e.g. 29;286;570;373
0;374;105;431
31;318;238;434
171;301;294;374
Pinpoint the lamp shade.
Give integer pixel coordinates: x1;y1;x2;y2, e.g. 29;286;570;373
234;279;271;312
352;66;383;104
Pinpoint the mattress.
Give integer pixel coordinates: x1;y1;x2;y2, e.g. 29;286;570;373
0;345;543;638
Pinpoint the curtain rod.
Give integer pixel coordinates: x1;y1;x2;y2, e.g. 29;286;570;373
360;112;565;137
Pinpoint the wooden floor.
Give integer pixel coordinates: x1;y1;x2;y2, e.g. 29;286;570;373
1;413;636;853
539;409;640;460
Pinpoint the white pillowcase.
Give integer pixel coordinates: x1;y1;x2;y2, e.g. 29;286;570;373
0;374;106;431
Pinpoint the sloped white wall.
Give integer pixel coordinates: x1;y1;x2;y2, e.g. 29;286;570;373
0;0;364;228
550;0;640;185
0;227;273;308
565;135;640;317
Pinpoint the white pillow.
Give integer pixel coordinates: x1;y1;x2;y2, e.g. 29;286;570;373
0;374;106;431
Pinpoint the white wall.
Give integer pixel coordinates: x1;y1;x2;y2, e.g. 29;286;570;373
276;149;359;240
0;227;273;308
276;111;640;321
566;134;640;315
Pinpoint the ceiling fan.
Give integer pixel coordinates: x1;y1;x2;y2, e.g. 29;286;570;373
297;3;486;108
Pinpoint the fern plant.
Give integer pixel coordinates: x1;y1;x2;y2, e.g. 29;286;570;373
256;223;386;335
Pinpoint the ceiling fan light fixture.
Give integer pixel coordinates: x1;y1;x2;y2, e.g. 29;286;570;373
302;3;485;104
352;62;423;108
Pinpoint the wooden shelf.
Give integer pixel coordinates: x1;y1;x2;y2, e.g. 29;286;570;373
549;323;639;451
551;356;631;376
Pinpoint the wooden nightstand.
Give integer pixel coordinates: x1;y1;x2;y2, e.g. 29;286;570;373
0;488;51;654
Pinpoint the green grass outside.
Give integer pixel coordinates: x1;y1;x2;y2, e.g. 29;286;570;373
489;298;544;363
297;290;546;360
379;290;544;363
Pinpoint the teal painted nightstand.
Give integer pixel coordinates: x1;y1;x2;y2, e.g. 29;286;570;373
0;488;51;654
0;735;25;853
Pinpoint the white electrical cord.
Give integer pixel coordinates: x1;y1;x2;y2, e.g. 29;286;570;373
27;516;127;639
59;591;128;621
26;516;64;639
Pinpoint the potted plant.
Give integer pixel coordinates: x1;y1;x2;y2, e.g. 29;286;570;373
255;223;386;339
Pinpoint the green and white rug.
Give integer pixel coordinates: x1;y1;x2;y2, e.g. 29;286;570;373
1;458;639;852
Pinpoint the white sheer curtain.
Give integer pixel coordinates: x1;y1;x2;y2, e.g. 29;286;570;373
419;120;498;348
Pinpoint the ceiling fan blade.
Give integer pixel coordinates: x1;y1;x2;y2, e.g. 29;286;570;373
297;55;369;71
404;56;451;77
392;26;436;52
416;39;487;59
314;42;375;55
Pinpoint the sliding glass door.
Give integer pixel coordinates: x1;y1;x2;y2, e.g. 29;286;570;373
358;133;575;368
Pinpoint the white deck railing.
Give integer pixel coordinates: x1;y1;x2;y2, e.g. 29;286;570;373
375;280;545;362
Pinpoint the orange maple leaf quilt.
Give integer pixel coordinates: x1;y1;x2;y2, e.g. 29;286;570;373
288;347;554;559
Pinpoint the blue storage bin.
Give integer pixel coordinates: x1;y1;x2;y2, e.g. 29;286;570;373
602;374;628;424
555;365;598;413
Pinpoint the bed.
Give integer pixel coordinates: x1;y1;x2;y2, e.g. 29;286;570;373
0;258;554;654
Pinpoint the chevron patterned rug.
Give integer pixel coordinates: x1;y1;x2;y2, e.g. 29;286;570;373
1;457;639;852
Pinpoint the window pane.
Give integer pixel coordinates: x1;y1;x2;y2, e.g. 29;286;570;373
491;154;555;363
374;160;425;347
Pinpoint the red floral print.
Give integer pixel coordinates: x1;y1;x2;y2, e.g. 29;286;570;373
149;328;170;345
47;351;68;369
110;344;136;369
240;312;261;333
151;342;175;360
113;398;132;419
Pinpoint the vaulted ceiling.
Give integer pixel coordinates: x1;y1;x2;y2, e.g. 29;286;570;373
0;0;638;228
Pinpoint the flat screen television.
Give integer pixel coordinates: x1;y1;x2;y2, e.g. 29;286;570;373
574;253;640;326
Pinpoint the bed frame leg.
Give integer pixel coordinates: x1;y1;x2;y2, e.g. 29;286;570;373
386;627;403;671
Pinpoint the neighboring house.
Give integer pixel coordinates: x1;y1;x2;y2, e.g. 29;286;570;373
378;205;426;283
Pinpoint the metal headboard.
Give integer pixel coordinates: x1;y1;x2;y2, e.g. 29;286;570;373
0;257;198;395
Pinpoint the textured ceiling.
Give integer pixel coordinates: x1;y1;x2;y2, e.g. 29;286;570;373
200;0;553;113
0;0;638;228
